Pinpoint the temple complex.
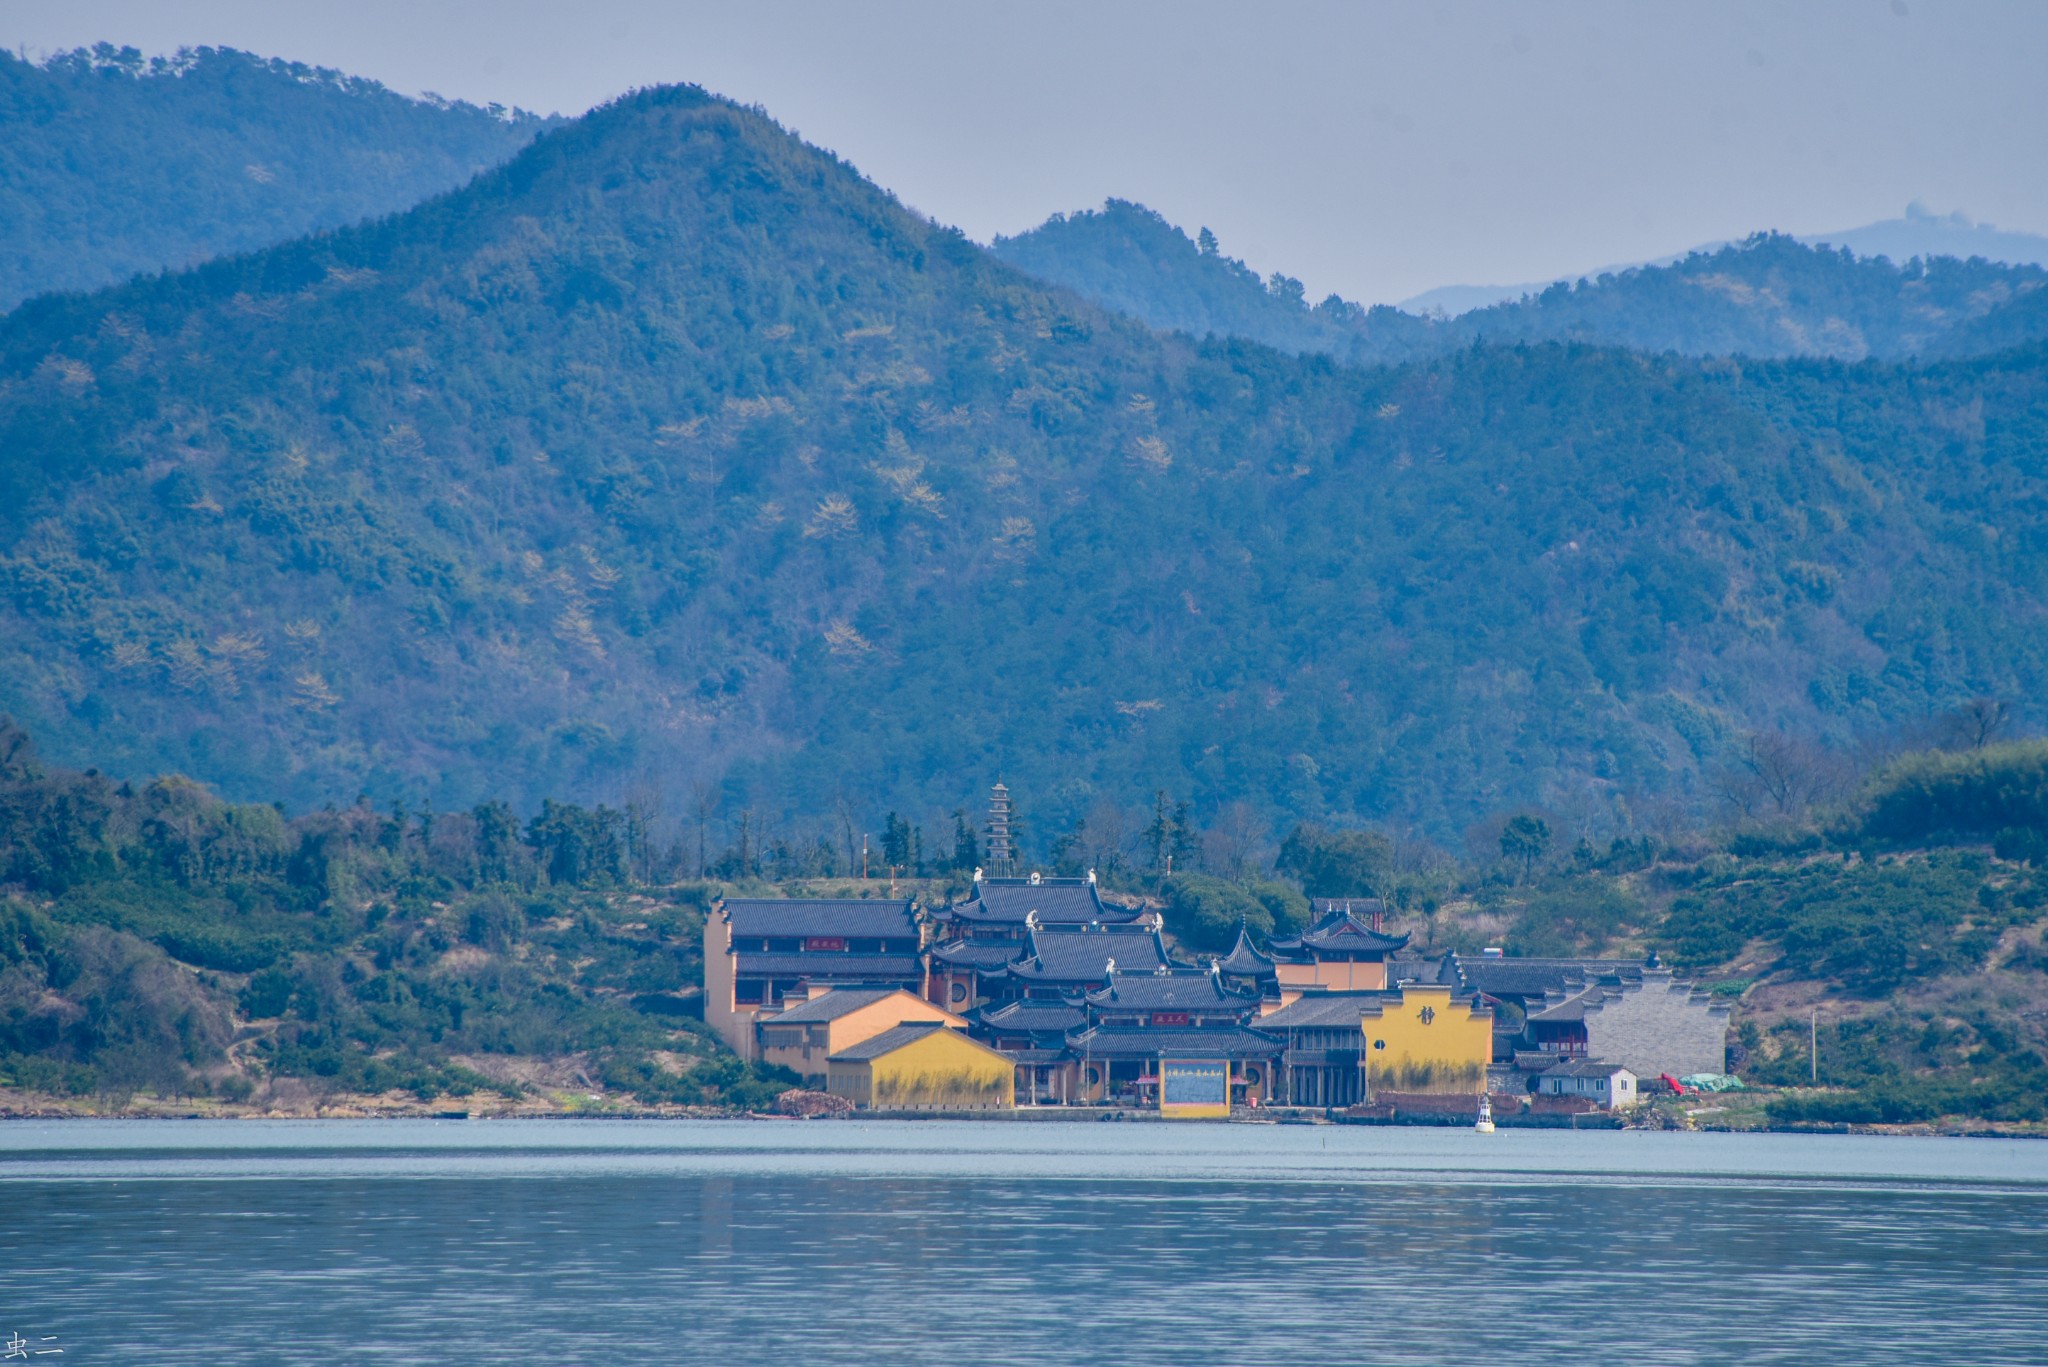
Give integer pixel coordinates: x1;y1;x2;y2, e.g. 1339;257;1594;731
701;787;1725;1114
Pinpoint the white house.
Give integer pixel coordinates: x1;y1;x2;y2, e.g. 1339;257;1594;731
1538;1059;1638;1109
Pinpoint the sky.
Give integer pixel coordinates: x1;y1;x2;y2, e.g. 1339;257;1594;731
9;0;2048;304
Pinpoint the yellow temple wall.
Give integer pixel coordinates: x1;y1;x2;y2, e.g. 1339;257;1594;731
828;1029;1015;1110
1277;960;1389;992
1361;984;1491;1094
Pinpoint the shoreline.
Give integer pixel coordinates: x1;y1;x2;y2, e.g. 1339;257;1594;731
3;1092;2042;1140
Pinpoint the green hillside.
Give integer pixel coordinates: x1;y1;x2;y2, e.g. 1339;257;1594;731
2;85;2047;843
4;719;2044;1123
994;200;2048;361
0;44;553;312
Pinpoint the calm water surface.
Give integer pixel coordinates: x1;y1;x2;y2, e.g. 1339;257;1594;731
3;1118;2044;1365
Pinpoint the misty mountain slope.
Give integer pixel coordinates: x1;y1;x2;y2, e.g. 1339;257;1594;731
990;200;1436;360
0;44;554;312
996;202;2048;363
2;85;2046;838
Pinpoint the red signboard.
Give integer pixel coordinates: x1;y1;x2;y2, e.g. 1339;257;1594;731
1150;1012;1190;1027
804;937;847;951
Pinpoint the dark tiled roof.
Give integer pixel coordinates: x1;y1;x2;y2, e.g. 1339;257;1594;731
1541;1058;1634;1079
1009;926;1173;982
1526;988;1609;1022
1255;992;1391;1029
1084;971;1257;1012
1272;909;1410;958
1069;1024;1285;1061
977;1000;1087;1033
1526;971;1727;1023
1386;955;1447;985
721;897;917;940
828;1020;965;1062
731;953;923;979
1212;923;1276;977
929;940;1021;970
1444;953;1646;1000
939;877;1141;926
761;987;914;1023
1310;897;1388;920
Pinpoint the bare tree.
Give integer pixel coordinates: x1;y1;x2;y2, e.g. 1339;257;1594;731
688;777;721;879
1083;800;1139;878
1202;801;1270;880
1711;731;1848;821
1946;698;2013;751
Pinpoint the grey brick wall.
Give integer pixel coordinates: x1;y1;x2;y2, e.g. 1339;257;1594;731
1582;970;1729;1078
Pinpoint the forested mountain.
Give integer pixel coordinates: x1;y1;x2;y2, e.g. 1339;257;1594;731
3;85;2048;845
1401;204;2048;317
993;200;2048;362
0;44;553;312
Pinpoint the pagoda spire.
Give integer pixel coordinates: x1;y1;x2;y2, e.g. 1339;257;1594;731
985;782;1016;877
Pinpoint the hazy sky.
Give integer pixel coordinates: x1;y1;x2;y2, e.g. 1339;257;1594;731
11;0;2048;303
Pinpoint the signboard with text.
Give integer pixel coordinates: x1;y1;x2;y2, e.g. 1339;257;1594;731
1158;1058;1230;1119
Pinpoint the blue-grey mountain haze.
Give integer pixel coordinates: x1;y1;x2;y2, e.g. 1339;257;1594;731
1402;202;2048;316
7;0;2047;304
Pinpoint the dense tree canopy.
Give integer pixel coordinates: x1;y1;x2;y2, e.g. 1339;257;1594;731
0;44;551;311
995;199;2048;363
1;85;2046;848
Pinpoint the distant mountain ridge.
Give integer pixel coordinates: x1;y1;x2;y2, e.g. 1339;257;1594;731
2;87;2046;842
0;43;555;312
993;201;2048;364
1401;203;2048;317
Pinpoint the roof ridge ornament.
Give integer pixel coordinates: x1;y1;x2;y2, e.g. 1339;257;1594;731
973;866;984;884
1086;867;1097;885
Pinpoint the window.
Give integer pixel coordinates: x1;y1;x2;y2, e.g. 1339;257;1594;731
948;983;968;1003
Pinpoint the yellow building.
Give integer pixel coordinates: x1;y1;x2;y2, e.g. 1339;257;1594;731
826;1021;1015;1111
1359;984;1491;1095
756;987;967;1080
1268;906;1411;993
1260;983;1492;1104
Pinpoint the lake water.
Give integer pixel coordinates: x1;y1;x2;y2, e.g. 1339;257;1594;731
3;1118;2045;1365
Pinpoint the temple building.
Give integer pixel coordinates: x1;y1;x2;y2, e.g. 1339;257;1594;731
1066;1019;1283;1107
703;896;923;1059
1517;968;1729;1079
825;1021;1015;1111
1260;982;1493;1105
925;870;1145;1011
1211;922;1280;998
934;918;1176;1014
755;986;967;1080
1430;949;1657;1061
1269;906;1411;993
974;998;1087;1104
1060;964;1280;1106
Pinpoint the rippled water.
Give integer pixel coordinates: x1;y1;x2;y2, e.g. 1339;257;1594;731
3;1119;2044;1365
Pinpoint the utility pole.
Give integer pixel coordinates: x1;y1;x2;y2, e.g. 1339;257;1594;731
1810;1008;1818;1085
861;834;869;880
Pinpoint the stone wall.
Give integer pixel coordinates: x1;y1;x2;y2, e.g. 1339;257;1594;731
1581;971;1729;1078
